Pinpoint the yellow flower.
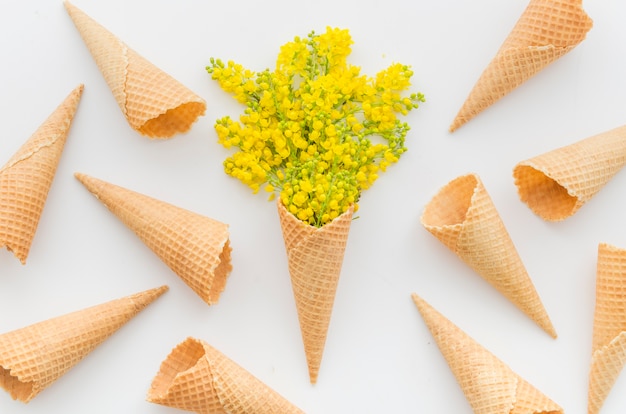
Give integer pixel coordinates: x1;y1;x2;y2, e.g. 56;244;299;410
207;27;425;227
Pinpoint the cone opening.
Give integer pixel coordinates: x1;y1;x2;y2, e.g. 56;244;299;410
148;338;206;399
0;366;33;403
513;164;577;221
138;101;206;139
422;174;477;227
207;239;233;304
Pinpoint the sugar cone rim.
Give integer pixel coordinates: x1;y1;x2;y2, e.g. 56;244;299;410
147;337;207;402
514;124;626;221
421;173;476;231
513;161;578;221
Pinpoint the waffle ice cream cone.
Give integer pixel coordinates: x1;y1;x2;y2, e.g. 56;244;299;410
513;124;626;221
421;173;556;338
0;285;168;403
411;293;563;414
64;1;206;139
277;200;352;384
147;337;304;413
450;0;592;132
74;173;232;305
588;243;626;414
0;84;83;264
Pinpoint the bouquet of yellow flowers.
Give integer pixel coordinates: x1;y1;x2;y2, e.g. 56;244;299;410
207;27;424;383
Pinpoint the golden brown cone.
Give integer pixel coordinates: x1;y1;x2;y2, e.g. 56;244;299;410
587;243;626;414
147;337;305;413
74;173;232;305
513;125;626;221
450;0;592;132
411;293;563;414
277;200;353;384
0;84;83;264
0;285;168;403
64;1;206;138
421;173;556;338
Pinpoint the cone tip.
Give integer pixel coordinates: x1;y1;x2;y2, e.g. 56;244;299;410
74;172;102;192
71;83;84;97
535;307;558;339
151;285;169;297
135;284;169;297
131;285;169;308
74;171;87;182
68;83;84;109
75;173;114;205
63;0;75;15
64;1;91;30
411;292;424;308
547;325;558;339
64;0;76;12
147;285;169;301
449;113;467;133
74;171;92;189
50;83;84;127
411;293;433;319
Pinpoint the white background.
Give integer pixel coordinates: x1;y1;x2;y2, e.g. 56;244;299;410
1;0;625;413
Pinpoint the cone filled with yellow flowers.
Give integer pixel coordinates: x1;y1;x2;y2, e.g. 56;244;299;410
207;27;424;383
